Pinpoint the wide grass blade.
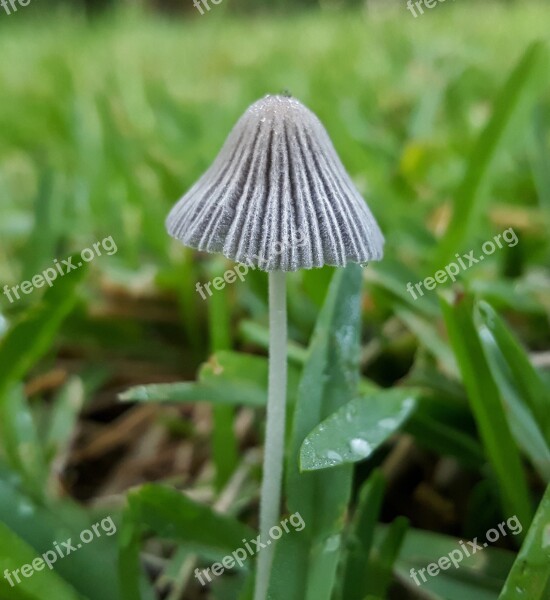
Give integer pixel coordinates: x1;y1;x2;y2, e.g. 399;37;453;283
396;527;516;600
128;484;254;557
0;521;81;600
300;389;417;471
268;264;363;600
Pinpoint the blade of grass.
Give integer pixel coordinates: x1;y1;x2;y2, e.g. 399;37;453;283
435;41;548;267
440;293;533;530
476;301;550;444
0;385;47;499
498;485;550;600
0;258;87;400
531;103;550;217
120;351;301;408
341;470;385;600
207;258;238;492
0;521;81;600
268;264;363;600
128;484;254;557
300;389;417;471
366;516;409;598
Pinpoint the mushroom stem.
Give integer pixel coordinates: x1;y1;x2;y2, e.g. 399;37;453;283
255;270;287;600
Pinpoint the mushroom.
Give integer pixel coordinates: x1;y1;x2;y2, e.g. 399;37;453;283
166;94;384;599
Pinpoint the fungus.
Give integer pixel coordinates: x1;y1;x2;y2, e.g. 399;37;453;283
166;94;384;599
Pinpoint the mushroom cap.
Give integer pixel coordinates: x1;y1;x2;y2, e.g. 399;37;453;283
166;95;384;271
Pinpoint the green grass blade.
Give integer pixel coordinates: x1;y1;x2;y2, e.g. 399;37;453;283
531;103;550;217
476;301;550;445
0;521;81;600
440;294;533;530
208;258;238;491
269;264;363;600
238;320;308;366
366;516;409;598
128;484;254;557
435;41;548;267
0;259;87;399
45;376;85;467
120;351;301;408
396;527;516;600
0;385;48;498
341;470;385;600
300;389;417;471
499;485;550;600
118;502;156;600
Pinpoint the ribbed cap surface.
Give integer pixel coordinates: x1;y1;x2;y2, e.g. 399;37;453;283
166;95;384;271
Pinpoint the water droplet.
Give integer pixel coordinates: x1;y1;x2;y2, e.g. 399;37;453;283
349;438;371;457
0;314;7;337
379;418;397;430
326;450;343;464
402;397;415;410
345;404;357;422
324;534;341;553
18;501;34;517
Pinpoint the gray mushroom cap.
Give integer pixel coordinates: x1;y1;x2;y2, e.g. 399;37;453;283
166;94;384;271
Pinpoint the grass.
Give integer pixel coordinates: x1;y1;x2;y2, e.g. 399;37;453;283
0;2;549;599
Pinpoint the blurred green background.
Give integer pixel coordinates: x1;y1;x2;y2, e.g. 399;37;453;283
0;1;549;599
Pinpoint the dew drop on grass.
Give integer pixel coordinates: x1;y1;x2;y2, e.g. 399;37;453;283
344;403;357;423
349;438;371;457
0;314;7;336
402;397;415;410
18;500;34;517
323;534;341;553
326;450;343;464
